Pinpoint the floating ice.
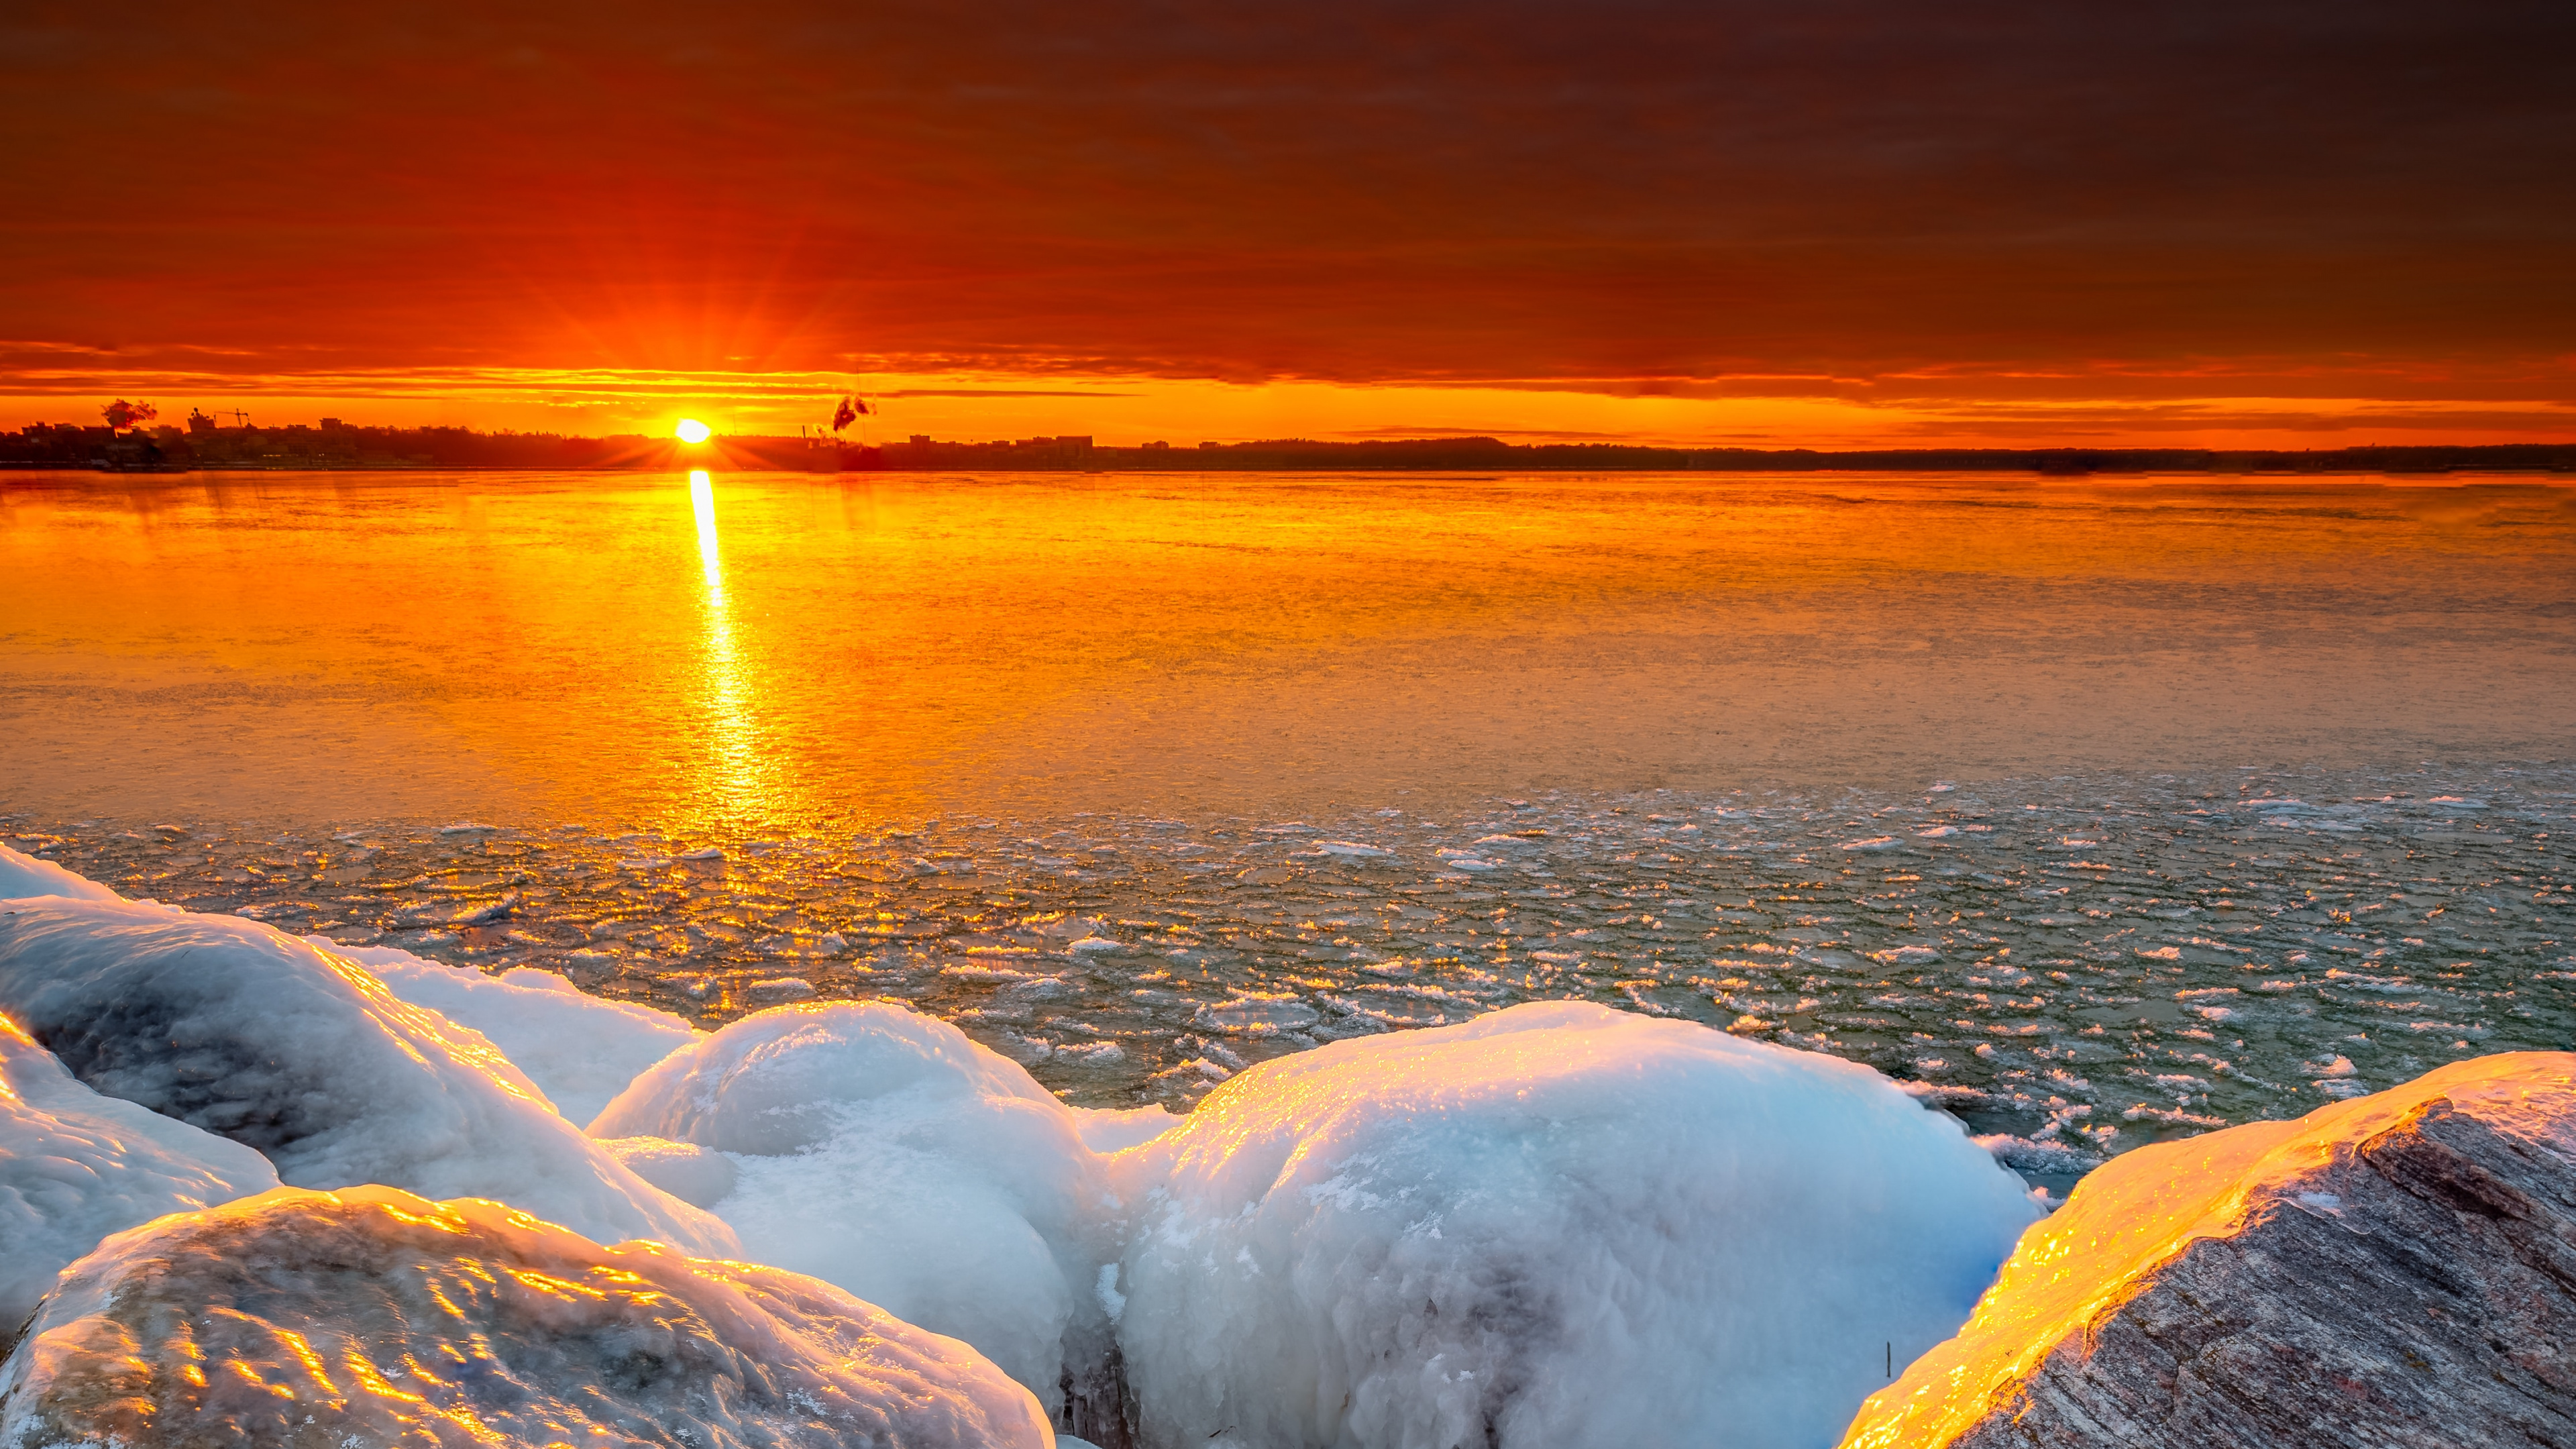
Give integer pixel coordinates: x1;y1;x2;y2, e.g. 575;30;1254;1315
0;897;733;1255
0;1184;1051;1448
0;1013;279;1330
328;940;700;1124
1110;1002;2040;1449
0;845;119;904
1194;991;1322;1036
593;1002;1117;1415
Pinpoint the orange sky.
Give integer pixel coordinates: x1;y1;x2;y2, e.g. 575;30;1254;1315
5;0;2571;447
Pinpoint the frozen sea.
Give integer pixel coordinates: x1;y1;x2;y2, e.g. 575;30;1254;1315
5;468;2571;1193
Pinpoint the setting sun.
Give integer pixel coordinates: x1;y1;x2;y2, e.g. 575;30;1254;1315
675;419;712;444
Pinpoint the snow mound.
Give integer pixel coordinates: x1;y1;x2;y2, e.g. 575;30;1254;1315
325;938;699;1124
1111;1000;2041;1449
594;1002;1117;1415
1071;1104;1183;1154
600;1134;741;1208
0;1012;279;1332
0;1184;1051;1449
0;845;119;904
0;897;733;1256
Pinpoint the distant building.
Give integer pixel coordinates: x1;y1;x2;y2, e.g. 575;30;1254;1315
910;434;931;445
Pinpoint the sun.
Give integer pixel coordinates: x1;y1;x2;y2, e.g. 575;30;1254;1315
674;418;712;444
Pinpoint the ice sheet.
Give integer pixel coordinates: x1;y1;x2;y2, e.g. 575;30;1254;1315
0;1013;278;1332
595;1002;1118;1413
0;1183;1052;1449
0;844;119;904
0;897;733;1256
326;939;698;1124
1111;1001;2041;1449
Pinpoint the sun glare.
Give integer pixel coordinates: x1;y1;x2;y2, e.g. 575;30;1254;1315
675;419;712;444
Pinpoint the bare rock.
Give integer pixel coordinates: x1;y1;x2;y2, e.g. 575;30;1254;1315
1841;1052;2576;1449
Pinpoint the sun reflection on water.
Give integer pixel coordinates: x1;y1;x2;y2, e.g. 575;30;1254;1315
684;470;790;828
689;470;724;602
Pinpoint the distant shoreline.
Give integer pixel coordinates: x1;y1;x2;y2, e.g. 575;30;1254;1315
5;433;2573;477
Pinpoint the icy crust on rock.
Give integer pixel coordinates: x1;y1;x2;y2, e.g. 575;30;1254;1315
1840;1051;2576;1449
1110;1001;2042;1449
0;1014;280;1334
593;1003;1116;1415
324;938;699;1124
0;898;733;1256
0;847;119;905
1069;1104;1181;1155
599;1134;741;1208
0;1184;1053;1449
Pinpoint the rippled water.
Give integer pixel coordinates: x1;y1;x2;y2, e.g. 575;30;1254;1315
5;469;2573;1190
15;765;2569;1194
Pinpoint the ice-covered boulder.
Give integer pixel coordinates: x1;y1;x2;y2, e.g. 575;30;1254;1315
0;845;119;904
0;1183;1053;1449
1110;1001;2041;1449
1072;1103;1183;1154
593;1002;1118;1422
0;897;734;1256
1;1012;279;1335
1840;1052;2576;1449
600;1133;742;1208
325;938;699;1124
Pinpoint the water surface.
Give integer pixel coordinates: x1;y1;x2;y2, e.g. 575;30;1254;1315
5;469;2571;1189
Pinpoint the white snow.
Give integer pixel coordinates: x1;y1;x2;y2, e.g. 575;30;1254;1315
1109;1000;2041;1449
592;1002;1118;1413
0;844;121;903
325;940;700;1124
1071;1104;1183;1154
0;1183;1051;1449
0;1012;280;1330
0;897;733;1256
598;1134;741;1208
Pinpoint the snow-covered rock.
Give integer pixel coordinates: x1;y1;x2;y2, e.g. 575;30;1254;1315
0;844;121;904
593;1002;1118;1420
0;897;733;1256
1841;1051;2576;1449
0;1184;1053;1449
1071;1104;1183;1154
1109;1000;2039;1449
1;1012;279;1334
325;939;700;1124
599;1133;741;1208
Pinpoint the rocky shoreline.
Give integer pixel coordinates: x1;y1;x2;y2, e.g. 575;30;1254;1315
5;842;2569;1448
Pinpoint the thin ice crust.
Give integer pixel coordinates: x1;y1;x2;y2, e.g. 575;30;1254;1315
0;898;734;1256
1842;1052;2576;1449
0;1185;1053;1449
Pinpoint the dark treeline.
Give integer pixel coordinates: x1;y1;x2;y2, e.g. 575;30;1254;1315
4;420;2570;476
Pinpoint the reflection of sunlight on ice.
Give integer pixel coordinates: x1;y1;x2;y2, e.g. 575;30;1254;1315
684;470;784;827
